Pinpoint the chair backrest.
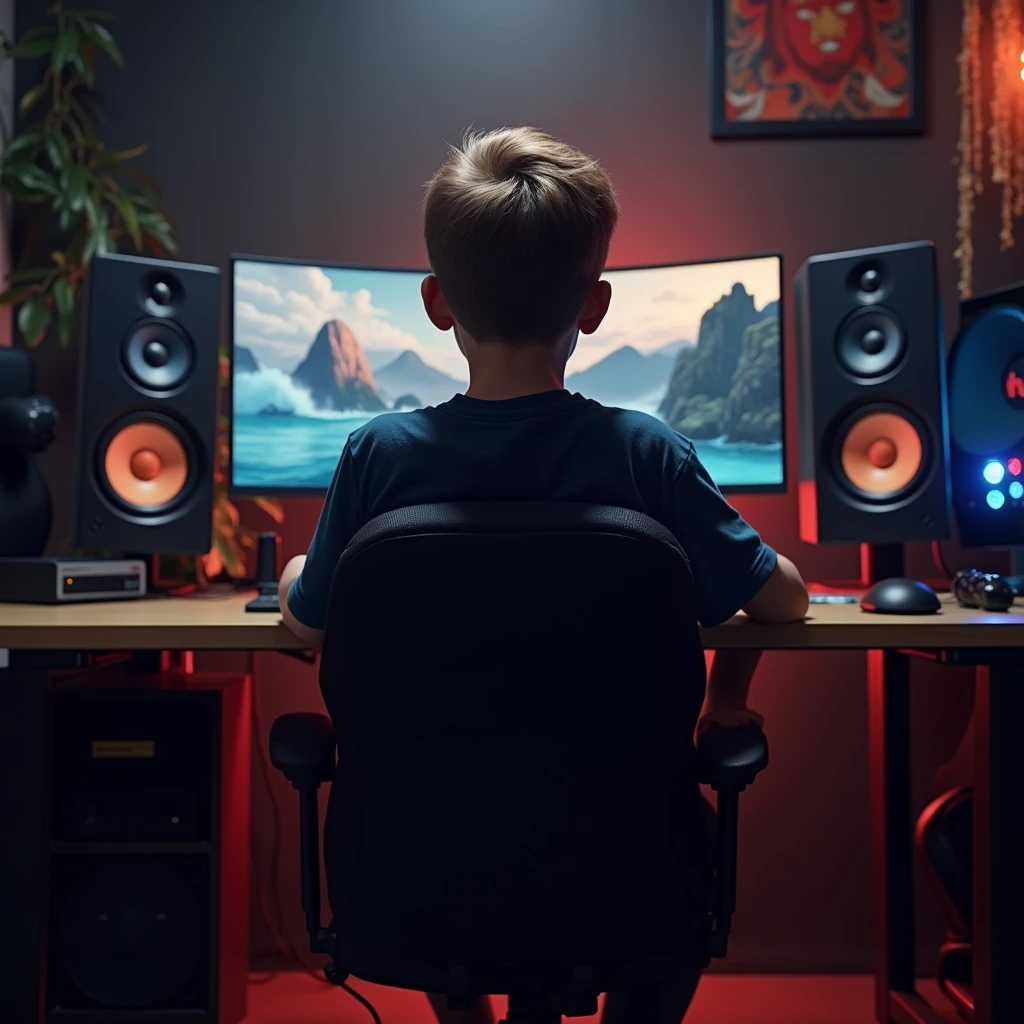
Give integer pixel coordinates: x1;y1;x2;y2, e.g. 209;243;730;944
318;502;709;989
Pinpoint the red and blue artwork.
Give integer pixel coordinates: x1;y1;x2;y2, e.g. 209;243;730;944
711;0;924;136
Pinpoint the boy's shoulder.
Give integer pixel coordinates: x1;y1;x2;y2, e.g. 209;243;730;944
347;407;436;451
586;400;696;461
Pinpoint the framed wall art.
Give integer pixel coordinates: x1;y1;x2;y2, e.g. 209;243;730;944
709;0;925;137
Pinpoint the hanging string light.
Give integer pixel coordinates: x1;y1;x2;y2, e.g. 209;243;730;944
956;0;1024;298
956;0;983;298
991;0;1023;248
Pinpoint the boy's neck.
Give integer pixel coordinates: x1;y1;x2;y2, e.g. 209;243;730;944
463;343;566;401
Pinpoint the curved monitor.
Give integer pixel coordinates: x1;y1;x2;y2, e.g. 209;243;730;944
229;253;784;495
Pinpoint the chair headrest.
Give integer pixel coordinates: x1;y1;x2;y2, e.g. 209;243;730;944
343;501;688;566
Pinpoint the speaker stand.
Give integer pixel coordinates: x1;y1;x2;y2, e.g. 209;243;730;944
860;543;905;586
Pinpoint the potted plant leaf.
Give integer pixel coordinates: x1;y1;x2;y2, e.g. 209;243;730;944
0;1;282;579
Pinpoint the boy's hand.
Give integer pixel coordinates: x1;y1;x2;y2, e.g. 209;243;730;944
697;706;765;735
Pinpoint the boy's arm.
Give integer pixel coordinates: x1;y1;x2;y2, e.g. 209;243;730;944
741;553;809;624
279;555;324;651
278;441;362;652
698;556;808;732
700;649;764;732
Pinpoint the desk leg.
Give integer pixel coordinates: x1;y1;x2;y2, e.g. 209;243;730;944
867;650;946;1024
0;666;47;1023
973;658;1024;1024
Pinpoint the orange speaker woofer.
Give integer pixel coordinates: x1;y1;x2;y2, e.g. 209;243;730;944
834;408;928;501
99;417;196;513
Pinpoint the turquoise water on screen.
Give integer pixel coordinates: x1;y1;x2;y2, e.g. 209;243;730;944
232;413;782;491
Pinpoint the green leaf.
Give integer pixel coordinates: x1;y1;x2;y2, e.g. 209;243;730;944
51;26;80;73
53;276;73;318
108;189;142;250
83;192;100;228
61;164;91;212
141;217;177;255
70;49;94;87
0;284;39;307
7;34;56;59
17;297;52;347
83;21;122;67
4;129;45;161
19;77;50;115
54;279;75;345
3;162;59;195
44;130;71;173
16;25;57;43
5;266;51;284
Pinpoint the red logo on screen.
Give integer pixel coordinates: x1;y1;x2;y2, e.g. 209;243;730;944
1006;359;1024;408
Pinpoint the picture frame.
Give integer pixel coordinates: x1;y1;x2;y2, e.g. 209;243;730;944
708;0;926;138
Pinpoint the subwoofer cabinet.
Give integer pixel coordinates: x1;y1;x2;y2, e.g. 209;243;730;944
45;673;250;1024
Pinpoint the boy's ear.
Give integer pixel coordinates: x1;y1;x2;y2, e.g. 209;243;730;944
577;279;612;336
421;275;455;332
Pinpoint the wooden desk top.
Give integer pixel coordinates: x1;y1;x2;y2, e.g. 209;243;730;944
1;592;1023;651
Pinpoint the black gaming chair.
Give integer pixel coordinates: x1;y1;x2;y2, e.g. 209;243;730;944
270;503;768;1023
916;786;973;1020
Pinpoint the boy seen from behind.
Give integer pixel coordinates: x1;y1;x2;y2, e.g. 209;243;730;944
280;127;808;1024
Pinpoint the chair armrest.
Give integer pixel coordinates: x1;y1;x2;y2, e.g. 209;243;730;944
696;723;769;792
268;712;335;955
695;724;769;963
269;712;336;788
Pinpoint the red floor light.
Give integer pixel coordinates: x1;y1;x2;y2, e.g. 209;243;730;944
1008;456;1022;476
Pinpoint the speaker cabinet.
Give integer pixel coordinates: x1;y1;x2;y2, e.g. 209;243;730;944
46;674;250;1024
74;254;221;555
793;241;951;545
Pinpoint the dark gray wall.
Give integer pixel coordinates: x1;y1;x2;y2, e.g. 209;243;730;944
15;0;1022;973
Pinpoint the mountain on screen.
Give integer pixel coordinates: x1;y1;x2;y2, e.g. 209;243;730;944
375;350;465;408
567;345;673;404
291;320;386;412
658;284;780;445
234;345;260;373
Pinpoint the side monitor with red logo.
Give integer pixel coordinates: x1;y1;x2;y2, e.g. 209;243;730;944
949;286;1024;546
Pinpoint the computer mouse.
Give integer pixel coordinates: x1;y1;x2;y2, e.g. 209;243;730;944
861;577;941;615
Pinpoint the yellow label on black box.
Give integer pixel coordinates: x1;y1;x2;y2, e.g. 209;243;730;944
91;740;155;759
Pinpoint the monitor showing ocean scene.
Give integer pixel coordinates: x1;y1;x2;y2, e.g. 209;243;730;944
230;254;784;493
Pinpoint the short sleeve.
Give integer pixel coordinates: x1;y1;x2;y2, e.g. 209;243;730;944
667;449;778;626
286;442;362;631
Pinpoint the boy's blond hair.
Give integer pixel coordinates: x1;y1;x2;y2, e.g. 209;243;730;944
424;127;618;345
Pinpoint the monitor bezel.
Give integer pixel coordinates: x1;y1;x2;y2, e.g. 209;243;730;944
227;250;786;498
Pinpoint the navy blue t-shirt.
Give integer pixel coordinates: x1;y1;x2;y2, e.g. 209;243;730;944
288;390;777;629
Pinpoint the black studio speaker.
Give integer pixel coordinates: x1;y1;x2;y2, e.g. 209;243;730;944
74;254;221;555
793;241;951;545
